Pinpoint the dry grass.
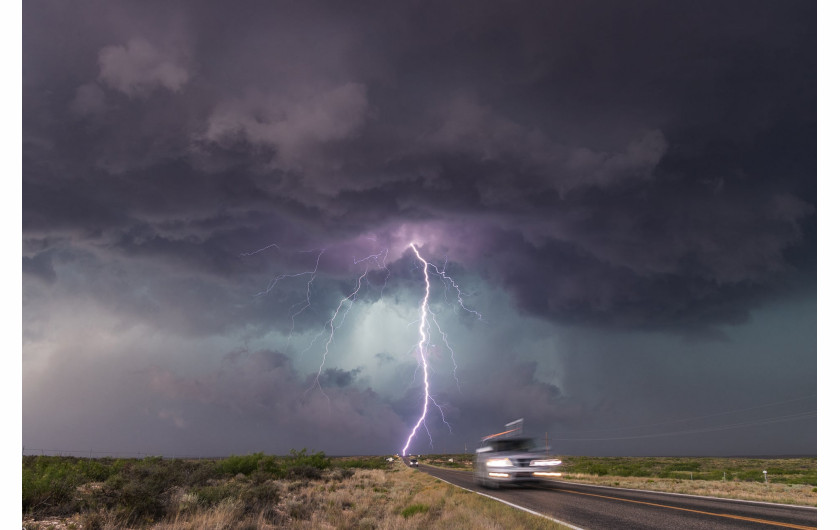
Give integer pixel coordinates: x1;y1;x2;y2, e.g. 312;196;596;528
556;473;817;507
23;464;571;529
256;466;567;529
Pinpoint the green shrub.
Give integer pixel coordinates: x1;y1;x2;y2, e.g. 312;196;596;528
22;457;80;514
287;448;331;470
613;465;652;477
736;470;765;482
193;482;241;507
102;460;174;524
80;460;113;482
239;480;279;514
588;464;610;476
217;452;280;477
288;464;323;480
400;503;429;518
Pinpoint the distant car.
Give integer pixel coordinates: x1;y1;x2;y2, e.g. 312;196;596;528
409;458;419;467
474;437;561;488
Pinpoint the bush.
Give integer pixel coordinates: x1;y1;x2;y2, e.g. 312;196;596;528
328;468;355;481
287;448;331;470
80;510;107;530
588;464;610;476
102;459;174;524
22;457;80;514
239;480;279;514
217;452;281;477
288;464;323;480
400;503;429;518
193;482;242;508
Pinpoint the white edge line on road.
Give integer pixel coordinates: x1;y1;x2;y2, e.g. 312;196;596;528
549;479;817;511
429;474;587;530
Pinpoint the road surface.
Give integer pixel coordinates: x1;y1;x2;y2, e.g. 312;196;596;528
404;458;817;529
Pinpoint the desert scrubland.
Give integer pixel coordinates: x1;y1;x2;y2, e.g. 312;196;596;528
22;452;564;529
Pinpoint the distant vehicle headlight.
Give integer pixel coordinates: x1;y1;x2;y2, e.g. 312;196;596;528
530;459;562;467
486;458;513;467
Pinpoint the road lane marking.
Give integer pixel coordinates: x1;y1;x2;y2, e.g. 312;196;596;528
425;472;585;529
555;488;816;530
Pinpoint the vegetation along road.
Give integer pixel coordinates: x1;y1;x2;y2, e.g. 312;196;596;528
406;459;818;529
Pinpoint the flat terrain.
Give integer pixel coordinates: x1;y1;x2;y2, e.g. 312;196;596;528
22;454;570;529
410;459;818;530
22;453;817;529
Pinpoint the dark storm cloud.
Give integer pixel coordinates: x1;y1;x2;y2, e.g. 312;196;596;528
434;361;582;427
23;0;814;334
319;367;362;388
23;1;815;457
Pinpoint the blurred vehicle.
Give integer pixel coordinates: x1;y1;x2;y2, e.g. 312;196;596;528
409;458;419;467
474;428;561;488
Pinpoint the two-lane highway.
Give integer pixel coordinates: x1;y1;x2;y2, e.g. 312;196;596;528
405;459;817;529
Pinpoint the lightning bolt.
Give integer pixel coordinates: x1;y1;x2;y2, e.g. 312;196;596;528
401;242;481;455
432;259;484;322
402;243;432;456
243;244;390;404
241;247;325;351
429;309;461;392
305;249;388;400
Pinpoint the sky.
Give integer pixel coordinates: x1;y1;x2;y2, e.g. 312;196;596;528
21;0;818;458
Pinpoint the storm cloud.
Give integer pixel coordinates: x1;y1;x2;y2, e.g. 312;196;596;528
23;1;815;457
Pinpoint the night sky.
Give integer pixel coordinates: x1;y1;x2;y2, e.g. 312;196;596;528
22;1;817;457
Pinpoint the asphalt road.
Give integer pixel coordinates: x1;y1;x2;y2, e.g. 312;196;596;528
404;459;817;529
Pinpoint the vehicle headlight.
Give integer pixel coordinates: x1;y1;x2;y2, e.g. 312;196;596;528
530;459;562;467
486;458;512;467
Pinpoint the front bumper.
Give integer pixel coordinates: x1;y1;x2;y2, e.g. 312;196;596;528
484;467;561;482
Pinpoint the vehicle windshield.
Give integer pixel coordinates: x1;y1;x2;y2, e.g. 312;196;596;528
489;438;535;452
